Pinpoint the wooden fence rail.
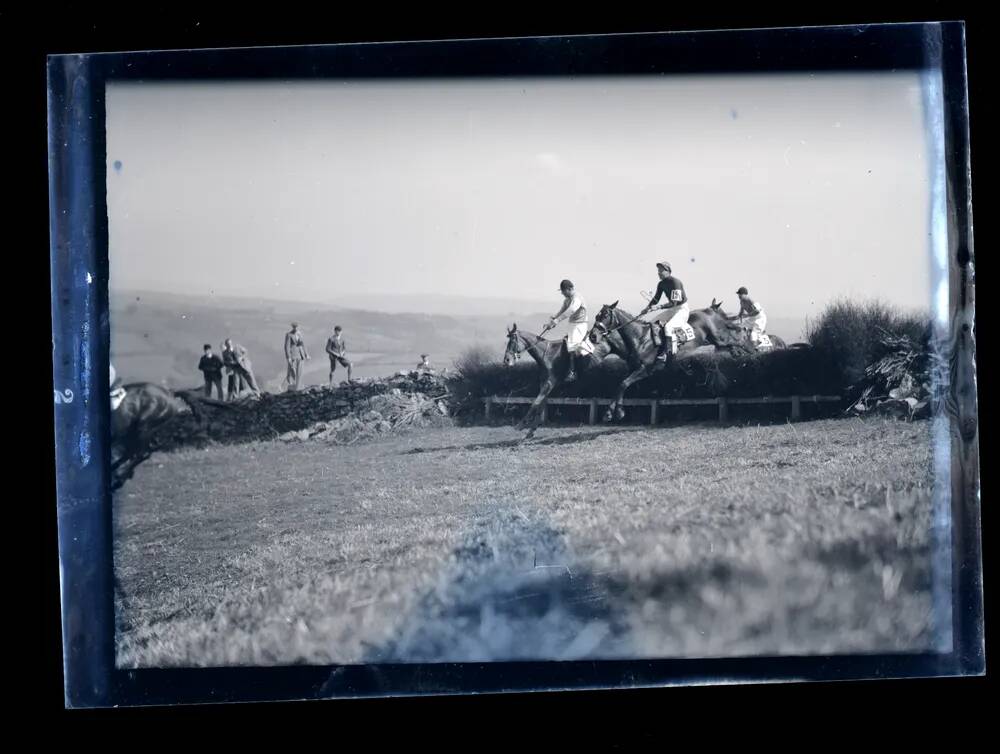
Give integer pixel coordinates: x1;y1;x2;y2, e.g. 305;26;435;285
482;394;842;424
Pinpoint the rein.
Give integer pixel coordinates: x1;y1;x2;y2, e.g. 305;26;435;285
506;331;556;362
589;310;651;343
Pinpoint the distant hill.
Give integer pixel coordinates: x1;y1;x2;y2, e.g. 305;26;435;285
110;289;552;391
330;292;556;317
110;289;808;390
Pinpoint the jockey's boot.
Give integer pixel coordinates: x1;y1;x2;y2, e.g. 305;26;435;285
566;352;578;382
655;332;671;363
648;323;660;347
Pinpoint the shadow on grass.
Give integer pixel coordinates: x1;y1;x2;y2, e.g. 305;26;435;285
345;502;935;672
402;427;643;455
351;507;775;668
355;512;634;666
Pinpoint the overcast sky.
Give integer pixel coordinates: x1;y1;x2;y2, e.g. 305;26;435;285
106;73;934;318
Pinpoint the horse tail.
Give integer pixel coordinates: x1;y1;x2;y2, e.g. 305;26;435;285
174;389;203;423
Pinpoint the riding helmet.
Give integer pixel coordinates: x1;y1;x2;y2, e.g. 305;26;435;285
736;286;748;295
656;262;671;273
559;279;574;291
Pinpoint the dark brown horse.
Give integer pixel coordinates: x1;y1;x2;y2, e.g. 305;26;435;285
587;301;749;422
110;382;202;491
502;324;617;438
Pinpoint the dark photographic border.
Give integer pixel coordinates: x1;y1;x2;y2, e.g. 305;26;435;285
47;22;982;708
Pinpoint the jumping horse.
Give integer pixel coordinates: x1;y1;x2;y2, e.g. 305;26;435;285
501;324;618;438
587;300;753;422
110;382;202;491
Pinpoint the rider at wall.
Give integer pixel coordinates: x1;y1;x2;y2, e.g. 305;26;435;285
734;286;768;346
548;279;594;383
639;262;690;361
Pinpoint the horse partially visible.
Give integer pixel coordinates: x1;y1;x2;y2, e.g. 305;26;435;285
111;383;201;491
706;299;788;351
502;323;617;438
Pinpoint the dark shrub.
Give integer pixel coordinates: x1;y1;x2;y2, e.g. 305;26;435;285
805;299;930;388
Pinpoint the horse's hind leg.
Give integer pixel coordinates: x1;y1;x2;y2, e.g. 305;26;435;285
605;366;652;422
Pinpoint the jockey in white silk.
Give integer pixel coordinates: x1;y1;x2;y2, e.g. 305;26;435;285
736;286;768;346
548;279;594;383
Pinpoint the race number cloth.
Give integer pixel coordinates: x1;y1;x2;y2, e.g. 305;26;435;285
676;323;696;342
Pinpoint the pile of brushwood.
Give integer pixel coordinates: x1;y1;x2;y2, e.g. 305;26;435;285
277;385;451;445
846;328;946;421
156;371;451;451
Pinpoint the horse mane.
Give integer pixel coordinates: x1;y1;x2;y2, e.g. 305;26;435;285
604;306;650;356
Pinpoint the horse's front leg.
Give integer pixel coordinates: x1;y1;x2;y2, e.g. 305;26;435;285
605;366;652;422
111;452;143;492
516;378;557;436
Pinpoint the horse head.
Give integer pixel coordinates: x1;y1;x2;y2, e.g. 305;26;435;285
503;323;520;366
588;300;620;343
710;298;723;311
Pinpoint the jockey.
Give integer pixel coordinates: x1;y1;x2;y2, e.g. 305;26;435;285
639;262;690;362
547;279;594;383
735;286;767;345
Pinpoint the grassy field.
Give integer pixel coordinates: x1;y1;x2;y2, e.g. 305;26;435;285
114;417;939;667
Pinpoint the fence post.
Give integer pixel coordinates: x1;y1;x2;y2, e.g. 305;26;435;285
649;399;658;425
589;398;598;425
484;396;492;421
791;395;801;421
718;397;729;423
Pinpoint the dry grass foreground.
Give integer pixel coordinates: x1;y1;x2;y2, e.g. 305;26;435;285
114;417;938;667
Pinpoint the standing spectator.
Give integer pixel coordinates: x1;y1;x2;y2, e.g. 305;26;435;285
221;338;261;398
416;354;432;373
221;339;242;400
198;344;224;399
284;322;309;391
325;325;353;386
235;343;261;395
